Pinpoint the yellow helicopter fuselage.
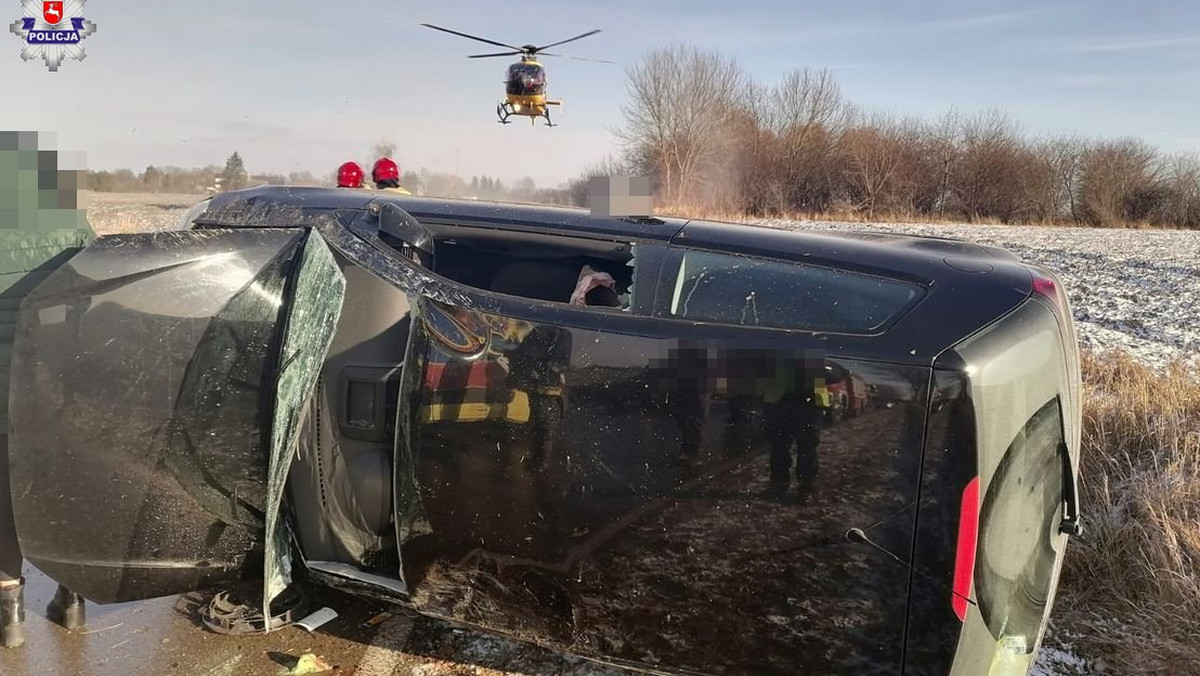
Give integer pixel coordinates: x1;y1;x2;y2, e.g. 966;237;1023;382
500;58;560;123
504;92;560;116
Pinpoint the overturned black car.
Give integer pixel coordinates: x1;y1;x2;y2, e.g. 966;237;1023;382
8;187;1082;675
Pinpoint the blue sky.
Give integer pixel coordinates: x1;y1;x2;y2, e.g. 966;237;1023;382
2;0;1198;187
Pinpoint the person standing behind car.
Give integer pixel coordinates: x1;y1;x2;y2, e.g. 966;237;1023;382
371;158;412;195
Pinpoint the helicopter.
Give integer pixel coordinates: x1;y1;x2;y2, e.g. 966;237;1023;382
420;23;611;127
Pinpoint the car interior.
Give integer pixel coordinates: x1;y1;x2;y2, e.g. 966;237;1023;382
427;227;635;307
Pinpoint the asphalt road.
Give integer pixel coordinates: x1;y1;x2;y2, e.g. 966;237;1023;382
0;566;380;676
0;566;636;676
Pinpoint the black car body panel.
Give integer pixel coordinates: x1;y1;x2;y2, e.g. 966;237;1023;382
9;230;307;601
396;302;932;675
7;187;1081;676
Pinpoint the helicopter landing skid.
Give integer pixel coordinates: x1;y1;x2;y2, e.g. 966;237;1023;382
495;102;555;127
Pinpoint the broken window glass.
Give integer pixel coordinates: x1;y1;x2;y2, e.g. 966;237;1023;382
263;231;346;617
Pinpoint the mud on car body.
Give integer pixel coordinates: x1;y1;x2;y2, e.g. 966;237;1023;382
6;186;1082;675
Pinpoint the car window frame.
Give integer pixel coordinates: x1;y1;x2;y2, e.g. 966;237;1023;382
651;244;929;337
349;215;672;320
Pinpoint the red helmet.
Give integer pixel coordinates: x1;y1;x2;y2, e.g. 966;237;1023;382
372;157;400;183
336;161;364;188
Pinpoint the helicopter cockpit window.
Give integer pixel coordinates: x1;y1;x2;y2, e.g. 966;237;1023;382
506;63;546;96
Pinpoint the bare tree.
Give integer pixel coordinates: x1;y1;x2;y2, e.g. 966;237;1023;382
618;44;743;207
1080;138;1160;226
928;109;963;217
954;110;1026;221
727;80;781;214
771;68;844;213
1156;153;1200;228
1025;136;1088;223
1018;139;1062;223
840;112;916;219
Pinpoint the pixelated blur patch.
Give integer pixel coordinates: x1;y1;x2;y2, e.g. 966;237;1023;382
646;342;832;396
0;130;90;230
590;175;653;218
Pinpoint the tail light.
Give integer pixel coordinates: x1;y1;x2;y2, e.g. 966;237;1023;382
952;476;980;621
1031;273;1067;326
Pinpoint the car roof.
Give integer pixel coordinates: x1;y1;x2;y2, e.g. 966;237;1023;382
199;186;689;242
200;186;1015;270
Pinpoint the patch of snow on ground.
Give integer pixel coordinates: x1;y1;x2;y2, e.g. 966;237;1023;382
752;219;1200;370
1031;641;1094;676
1036;648;1094;672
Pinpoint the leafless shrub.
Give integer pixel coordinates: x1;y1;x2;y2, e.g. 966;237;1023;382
1080;138;1162;227
606;46;1200;229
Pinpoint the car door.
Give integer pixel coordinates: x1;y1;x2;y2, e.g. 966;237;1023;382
378;240;933;675
7;228;345;607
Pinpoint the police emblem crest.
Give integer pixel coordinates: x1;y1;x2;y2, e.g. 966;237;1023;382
41;1;62;24
9;0;96;71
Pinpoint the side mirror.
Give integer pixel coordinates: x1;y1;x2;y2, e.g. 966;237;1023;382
366;201;434;268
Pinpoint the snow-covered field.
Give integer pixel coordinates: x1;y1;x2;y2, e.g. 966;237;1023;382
752;219;1200;370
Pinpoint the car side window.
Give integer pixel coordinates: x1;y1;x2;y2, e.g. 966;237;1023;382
661;249;923;333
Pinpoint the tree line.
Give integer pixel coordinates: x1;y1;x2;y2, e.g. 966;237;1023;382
598;44;1200;229
87;152;318;194
88;144;573;205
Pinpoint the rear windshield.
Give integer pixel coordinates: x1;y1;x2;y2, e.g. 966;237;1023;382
975;397;1065;651
666;250;922;333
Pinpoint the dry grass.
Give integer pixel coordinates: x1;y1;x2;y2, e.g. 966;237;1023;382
80;190;202;208
1054;351;1200;673
81;190;201;235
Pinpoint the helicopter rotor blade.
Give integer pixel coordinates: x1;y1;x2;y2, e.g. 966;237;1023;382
468;51;523;58
534;29;601;52
538;52;617;64
420;23;524;52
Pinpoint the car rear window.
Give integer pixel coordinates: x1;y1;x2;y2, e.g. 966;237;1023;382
975;397;1065;651
666;250;922;333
